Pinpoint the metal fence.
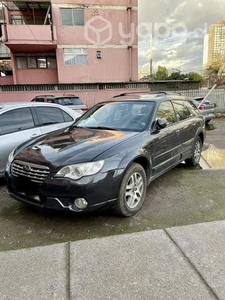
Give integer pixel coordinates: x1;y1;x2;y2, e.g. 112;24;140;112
178;89;225;111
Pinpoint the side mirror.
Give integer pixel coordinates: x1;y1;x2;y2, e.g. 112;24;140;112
156;118;167;129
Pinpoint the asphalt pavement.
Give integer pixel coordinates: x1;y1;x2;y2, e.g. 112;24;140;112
1;118;225;300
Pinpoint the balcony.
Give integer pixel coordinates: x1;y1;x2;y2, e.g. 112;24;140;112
1;24;57;52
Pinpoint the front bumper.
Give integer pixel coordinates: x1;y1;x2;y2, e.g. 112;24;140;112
5;169;124;213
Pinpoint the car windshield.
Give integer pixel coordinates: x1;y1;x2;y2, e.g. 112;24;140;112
75;101;155;131
57;97;83;105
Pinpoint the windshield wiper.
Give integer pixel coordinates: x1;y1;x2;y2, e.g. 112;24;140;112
86;126;117;131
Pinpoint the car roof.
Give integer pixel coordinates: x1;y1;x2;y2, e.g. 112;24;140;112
0;102;80;114
108;91;191;103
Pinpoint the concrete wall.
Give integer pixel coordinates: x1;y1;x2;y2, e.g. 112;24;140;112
0;88;149;108
0;80;201;108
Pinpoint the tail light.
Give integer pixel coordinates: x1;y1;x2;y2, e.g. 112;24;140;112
198;105;205;110
82;107;88;112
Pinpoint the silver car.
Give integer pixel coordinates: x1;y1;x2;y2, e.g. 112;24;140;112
191;97;215;124
0;102;81;178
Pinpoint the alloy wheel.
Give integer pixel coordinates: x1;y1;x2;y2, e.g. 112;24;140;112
125;172;144;209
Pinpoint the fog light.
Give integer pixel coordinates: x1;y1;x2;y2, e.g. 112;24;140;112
32;195;40;202
74;198;88;209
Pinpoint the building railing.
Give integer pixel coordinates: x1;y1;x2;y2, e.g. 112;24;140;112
0;82;150;92
2;24;57;44
0;81;200;92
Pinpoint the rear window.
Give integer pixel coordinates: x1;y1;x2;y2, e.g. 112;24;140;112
57;97;83;105
32;98;45;102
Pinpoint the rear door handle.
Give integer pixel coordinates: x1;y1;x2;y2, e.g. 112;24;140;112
175;130;180;135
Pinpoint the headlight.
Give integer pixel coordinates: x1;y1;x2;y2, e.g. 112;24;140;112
7;150;15;164
55;160;105;180
6;150;15;172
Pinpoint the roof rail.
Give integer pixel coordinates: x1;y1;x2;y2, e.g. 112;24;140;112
112;91;150;98
150;91;182;95
112;91;182;98
62;93;76;96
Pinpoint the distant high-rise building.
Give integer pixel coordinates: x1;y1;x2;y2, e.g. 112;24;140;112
203;34;209;68
207;20;225;69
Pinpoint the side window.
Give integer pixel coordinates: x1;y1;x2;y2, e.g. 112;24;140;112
185;101;199;116
0;108;34;135
156;101;176;125
172;100;191;121
35;107;64;125
61;110;74;122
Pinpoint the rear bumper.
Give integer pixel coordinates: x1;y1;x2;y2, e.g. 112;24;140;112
202;112;215;122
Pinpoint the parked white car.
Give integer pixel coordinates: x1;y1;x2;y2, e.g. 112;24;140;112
0;102;81;178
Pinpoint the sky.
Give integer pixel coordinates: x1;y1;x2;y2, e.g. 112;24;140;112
138;0;225;75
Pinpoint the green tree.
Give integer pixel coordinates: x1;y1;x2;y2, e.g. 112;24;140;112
168;72;188;80
187;72;203;85
169;72;181;80
154;65;169;80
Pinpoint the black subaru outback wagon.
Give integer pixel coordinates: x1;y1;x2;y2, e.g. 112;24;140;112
5;92;205;217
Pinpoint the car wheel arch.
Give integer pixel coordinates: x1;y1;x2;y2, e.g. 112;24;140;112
197;131;204;145
119;155;151;183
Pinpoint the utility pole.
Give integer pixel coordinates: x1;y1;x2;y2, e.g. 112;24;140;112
149;33;153;78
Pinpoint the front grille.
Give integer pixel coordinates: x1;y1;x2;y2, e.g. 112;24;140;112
11;160;50;184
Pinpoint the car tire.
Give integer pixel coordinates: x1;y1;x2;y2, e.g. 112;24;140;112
185;136;202;166
115;163;147;217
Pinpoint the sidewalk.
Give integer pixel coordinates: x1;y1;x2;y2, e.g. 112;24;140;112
1;220;225;300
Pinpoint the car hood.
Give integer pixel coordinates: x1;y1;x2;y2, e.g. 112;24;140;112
15;127;139;167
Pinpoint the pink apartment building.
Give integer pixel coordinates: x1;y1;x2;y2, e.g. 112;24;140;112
1;0;138;85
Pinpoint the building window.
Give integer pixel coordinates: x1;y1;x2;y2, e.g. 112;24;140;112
63;48;88;66
11;15;47;25
27;57;37;69
17;57;27;69
60;8;84;26
17;56;57;69
47;57;57;69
